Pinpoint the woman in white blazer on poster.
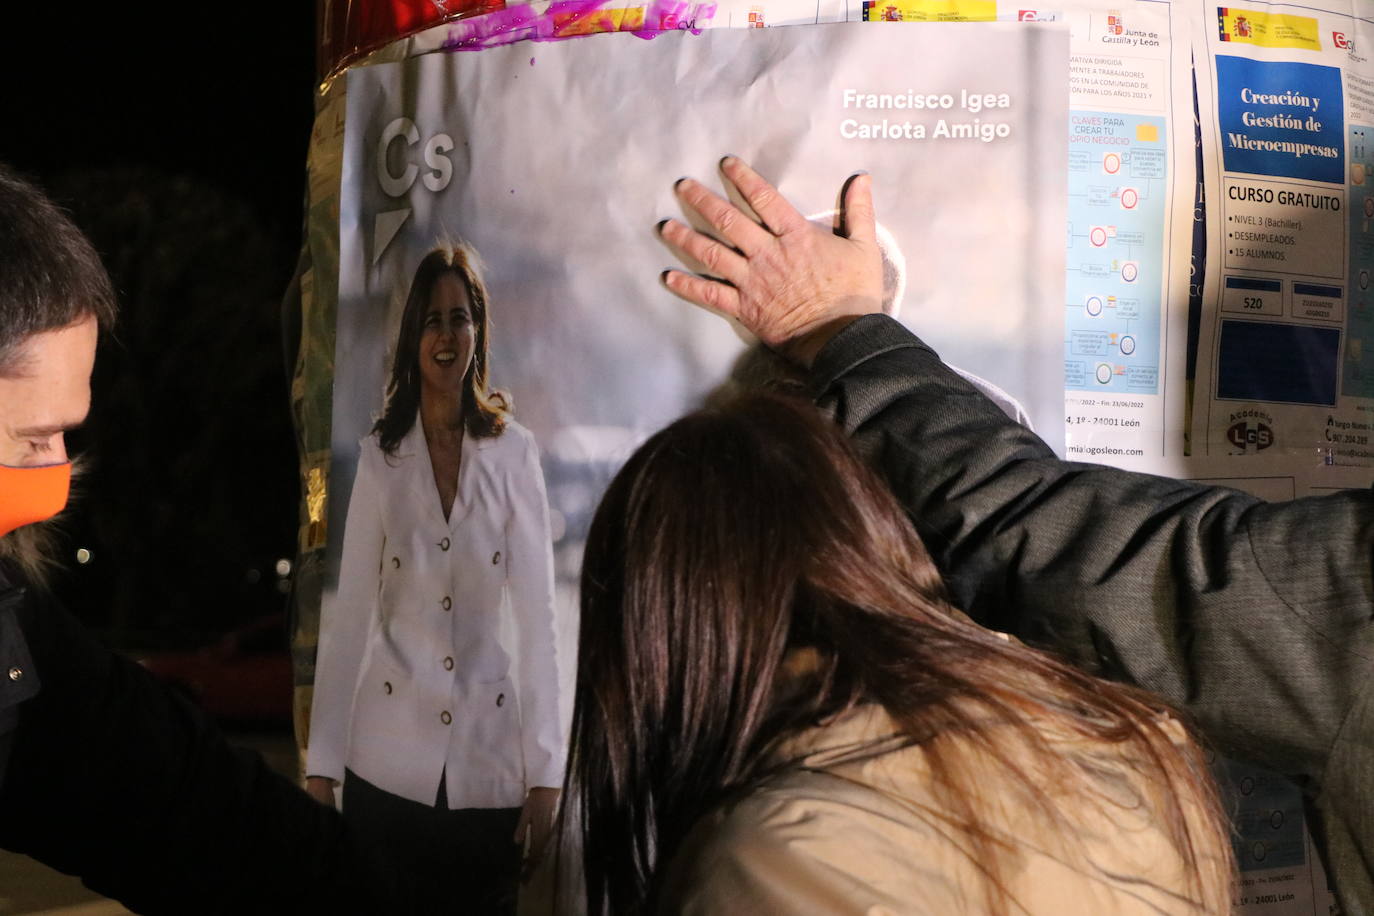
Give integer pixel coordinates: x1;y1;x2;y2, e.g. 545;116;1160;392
306;243;565;913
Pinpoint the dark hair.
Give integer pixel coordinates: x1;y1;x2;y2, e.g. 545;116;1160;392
0;165;115;585
372;243;507;453
0;165;116;375
566;393;1232;915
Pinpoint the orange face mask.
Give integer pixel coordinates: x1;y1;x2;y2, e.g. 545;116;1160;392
0;462;71;537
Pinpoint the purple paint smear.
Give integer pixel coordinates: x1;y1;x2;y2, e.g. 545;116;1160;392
440;0;718;52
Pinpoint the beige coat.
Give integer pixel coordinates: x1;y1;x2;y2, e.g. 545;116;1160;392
659;704;1224;915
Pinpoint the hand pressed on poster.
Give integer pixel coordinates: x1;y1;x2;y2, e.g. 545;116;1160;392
661;156;884;367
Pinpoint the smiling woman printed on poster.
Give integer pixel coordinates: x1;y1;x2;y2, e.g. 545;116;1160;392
306;243;566;913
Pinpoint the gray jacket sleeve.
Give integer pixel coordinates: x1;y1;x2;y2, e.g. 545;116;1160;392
808;316;1374;903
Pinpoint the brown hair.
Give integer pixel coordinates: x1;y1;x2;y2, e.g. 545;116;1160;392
0;165;116;376
373;243;507;453
0;165;116;586
565;392;1232;915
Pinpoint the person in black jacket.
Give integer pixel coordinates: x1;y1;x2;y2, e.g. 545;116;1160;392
660;155;1374;916
0;164;410;913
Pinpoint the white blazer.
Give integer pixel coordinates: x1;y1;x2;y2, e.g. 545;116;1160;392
307;419;567;809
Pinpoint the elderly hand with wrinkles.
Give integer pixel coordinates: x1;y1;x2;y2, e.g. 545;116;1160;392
659;156;885;367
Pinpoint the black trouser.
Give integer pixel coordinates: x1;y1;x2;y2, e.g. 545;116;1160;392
343;768;521;915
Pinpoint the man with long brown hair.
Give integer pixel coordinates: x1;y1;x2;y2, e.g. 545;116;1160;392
661;155;1374;915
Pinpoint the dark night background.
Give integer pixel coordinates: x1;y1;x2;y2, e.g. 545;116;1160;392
0;9;319;648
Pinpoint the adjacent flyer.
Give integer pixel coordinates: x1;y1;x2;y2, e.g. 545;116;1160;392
1115;450;1359;916
1192;0;1374;484
1187;9;1374;905
851;0;1198;463
1059;0;1198;463
1219;758;1339;915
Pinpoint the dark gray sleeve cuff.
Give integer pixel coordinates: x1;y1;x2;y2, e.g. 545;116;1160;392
806;314;935;400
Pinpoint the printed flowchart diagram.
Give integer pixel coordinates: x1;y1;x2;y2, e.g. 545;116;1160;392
1066;112;1166;394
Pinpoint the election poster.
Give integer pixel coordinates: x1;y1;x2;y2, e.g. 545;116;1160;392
322;19;1070;696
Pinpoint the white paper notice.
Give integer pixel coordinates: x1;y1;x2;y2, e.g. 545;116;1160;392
1193;0;1374;482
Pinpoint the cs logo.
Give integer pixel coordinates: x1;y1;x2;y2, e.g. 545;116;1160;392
1334;31;1355;52
372;118;454;263
378;118;454;197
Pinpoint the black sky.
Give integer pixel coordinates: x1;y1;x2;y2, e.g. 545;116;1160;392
2;8;317;250
1;8;321;641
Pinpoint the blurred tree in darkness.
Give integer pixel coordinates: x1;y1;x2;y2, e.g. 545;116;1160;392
46;168;299;645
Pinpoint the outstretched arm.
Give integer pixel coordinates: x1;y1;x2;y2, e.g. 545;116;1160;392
658;157;1374;790
811;317;1374;779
